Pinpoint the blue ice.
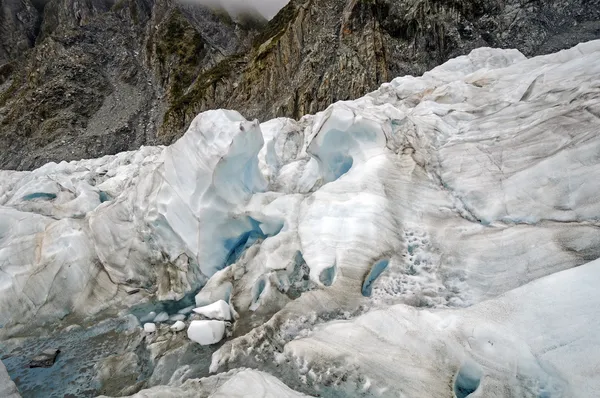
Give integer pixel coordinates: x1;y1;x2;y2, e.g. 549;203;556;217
222;217;283;268
319;264;337;286
454;362;482;398
22;192;57;201
98;191;111;203
362;259;389;297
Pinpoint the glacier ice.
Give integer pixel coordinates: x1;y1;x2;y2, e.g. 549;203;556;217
283;259;600;397
170;321;186;332
0;360;20;398
193;300;231;321
361;259;389;297
187;320;226;345
153;312;169;323
1;40;600;397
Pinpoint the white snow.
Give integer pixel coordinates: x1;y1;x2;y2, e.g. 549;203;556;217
193;300;231;321
187;320;226;345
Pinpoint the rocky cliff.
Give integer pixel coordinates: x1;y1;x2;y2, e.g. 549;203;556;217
0;0;264;169
1;0;599;169
163;0;600;134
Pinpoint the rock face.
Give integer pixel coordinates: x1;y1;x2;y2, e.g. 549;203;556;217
0;0;264;170
1;0;599;170
0;0;40;65
160;0;600;139
28;348;60;368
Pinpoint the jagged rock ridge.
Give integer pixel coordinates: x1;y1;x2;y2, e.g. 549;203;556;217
1;0;600;169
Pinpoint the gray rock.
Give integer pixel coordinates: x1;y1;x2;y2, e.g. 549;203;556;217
0;0;263;170
160;0;600;141
94;352;143;396
28;348;60;368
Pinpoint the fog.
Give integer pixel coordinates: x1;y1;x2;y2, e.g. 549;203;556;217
195;0;289;19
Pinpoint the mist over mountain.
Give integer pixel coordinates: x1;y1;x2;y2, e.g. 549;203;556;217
193;0;288;18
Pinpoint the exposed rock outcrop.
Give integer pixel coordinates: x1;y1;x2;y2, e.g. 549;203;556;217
1;0;599;169
0;0;263;169
162;0;600;138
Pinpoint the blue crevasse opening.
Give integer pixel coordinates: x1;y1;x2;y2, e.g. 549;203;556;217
362;259;389;297
22;192;57;201
330;154;354;181
454;362;482;398
222;217;283;268
98;191;111;203
319;264;337;287
253;278;266;304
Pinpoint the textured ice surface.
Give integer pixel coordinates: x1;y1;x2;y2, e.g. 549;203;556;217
0;360;20;398
1;41;600;396
284;259;600;397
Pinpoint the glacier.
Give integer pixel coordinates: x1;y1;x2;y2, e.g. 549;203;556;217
1;40;600;397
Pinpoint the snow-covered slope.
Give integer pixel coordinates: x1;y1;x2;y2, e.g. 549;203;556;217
1;41;599;397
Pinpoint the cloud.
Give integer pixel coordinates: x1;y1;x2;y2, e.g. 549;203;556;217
250;0;289;19
193;0;289;19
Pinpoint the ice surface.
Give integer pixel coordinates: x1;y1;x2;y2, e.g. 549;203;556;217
208;369;308;397
1;41;600;397
193;300;231;321
153;312;169;323
187;320;226;345
107;369;308;398
0;360;21;398
140;312;157;323
170;321;186;332
283;259;600;397
361;259;389;297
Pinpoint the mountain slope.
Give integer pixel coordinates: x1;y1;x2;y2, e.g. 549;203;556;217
0;0;599;170
161;0;600;138
0;0;263;169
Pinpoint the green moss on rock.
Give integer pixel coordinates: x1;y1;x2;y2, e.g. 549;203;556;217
155;10;206;99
